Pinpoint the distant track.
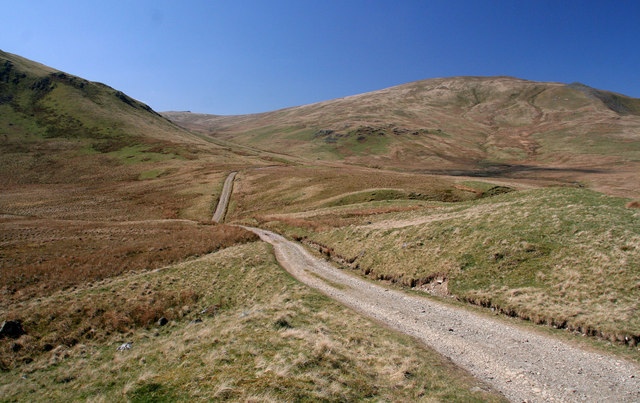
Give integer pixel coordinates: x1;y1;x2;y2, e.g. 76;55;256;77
212;172;237;223
244;226;640;402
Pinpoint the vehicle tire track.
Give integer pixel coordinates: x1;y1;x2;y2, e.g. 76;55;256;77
243;226;640;402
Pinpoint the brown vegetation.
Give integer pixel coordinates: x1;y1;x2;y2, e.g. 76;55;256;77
340;205;426;216
1;243;504;401
0;217;257;306
0;285;204;370
255;206;431;235
226;165;473;221
165;76;640;199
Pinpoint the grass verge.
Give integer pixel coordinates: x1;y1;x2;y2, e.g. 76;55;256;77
0;242;504;402
255;187;640;349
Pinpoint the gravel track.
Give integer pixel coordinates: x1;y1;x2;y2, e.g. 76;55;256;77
212;172;237;223
244;226;640;402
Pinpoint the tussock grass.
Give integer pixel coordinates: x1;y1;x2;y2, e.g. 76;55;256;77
0;242;504;402
166;76;640;199
0;217;256;306
271;187;640;347
227;165;476;220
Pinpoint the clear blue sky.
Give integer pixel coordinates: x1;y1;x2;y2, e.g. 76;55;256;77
3;0;639;114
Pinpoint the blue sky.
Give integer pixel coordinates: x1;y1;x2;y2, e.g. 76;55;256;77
3;1;639;114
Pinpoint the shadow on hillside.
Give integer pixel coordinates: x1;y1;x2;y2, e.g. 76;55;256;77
420;164;606;178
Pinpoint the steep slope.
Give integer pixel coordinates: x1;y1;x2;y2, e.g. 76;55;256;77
0;51;265;304
0;49;223;186
165;76;640;198
0;49;204;146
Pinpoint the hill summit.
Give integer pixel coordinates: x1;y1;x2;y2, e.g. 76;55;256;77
164;76;640;198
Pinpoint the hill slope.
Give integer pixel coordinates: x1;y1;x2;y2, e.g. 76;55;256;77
0;50;266;303
0;52;509;401
164;76;640;198
1;49;203;146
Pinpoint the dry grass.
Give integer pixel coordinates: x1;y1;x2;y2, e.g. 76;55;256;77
266;187;640;348
0;50;505;400
254;207;426;233
0;128;266;307
0;242;504;402
226;165;475;220
166;76;640;199
0;217;256;306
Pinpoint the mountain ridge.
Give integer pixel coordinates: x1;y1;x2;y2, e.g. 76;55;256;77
163;75;640;198
0;49;206;150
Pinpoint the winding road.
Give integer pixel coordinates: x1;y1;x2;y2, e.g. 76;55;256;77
212;171;237;223
219;172;640;402
243;228;640;402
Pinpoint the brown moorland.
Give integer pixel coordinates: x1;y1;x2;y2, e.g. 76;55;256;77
3;48;640;399
0;51;508;402
165;76;640;199
0;50;264;366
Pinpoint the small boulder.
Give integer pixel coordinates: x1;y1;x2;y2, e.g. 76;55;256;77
0;320;25;339
117;342;132;351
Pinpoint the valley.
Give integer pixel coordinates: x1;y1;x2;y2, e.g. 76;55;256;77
2;49;640;401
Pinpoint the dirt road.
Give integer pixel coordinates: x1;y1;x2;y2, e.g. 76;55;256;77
244;226;640;402
212;172;237;223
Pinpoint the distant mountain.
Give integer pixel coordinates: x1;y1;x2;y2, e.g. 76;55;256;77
163;76;640;197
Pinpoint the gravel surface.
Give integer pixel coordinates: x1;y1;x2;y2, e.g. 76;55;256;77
212;172;237;223
244;226;640;402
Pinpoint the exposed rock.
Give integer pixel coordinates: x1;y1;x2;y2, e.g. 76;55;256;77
0;320;25;339
626;200;640;208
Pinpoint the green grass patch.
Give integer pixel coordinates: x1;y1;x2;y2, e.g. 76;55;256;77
0;242;504;402
127;382;180;402
107;145;181;165
138;168;166;180
289;188;640;346
309;271;349;290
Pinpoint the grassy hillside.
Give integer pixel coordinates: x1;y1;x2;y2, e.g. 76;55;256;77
250;186;640;347
3;50;639;399
0;50;203;149
0;242;504;402
223;165;487;221
0;50;268;305
164;76;640;198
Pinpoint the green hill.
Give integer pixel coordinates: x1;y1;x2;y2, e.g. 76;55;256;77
0;49;225;186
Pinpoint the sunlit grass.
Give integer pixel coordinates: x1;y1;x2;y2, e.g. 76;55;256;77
0;242;504;402
265;187;640;346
